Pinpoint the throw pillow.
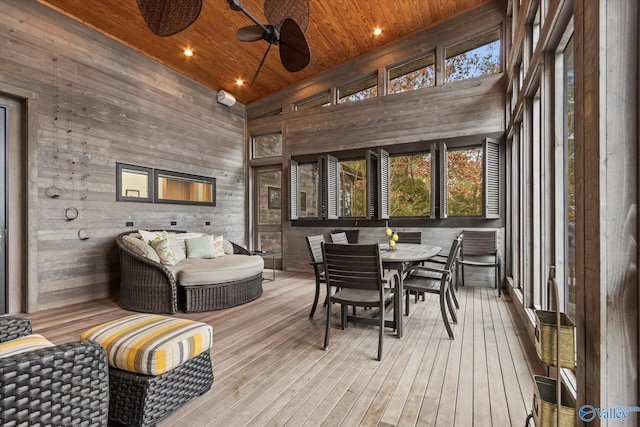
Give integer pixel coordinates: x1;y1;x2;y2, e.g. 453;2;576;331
186;235;216;259
138;230;169;246
212;235;226;257
152;238;179;266
169;236;186;262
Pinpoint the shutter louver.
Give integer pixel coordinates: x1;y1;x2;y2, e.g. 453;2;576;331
430;143;438;219
483;137;500;218
290;160;299;220
439;142;448;219
379;149;390;219
326;155;339;219
366;151;378;219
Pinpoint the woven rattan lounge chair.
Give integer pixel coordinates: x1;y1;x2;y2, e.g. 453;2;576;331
0;316;110;426
116;230;262;313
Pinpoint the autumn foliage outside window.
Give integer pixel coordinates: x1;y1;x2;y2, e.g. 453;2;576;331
447;148;483;216
445;28;501;82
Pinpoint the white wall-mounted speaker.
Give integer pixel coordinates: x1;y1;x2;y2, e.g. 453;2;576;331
216;90;236;107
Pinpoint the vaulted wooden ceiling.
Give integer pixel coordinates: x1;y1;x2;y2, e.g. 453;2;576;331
37;0;496;104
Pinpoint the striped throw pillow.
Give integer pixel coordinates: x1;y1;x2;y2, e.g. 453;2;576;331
81;314;213;376
0;334;55;358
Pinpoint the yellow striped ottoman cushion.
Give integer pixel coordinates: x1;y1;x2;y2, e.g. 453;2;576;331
0;334;55;358
80;314;213;376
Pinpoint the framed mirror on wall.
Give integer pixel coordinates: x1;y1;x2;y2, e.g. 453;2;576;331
116;163;216;206
116;163;153;202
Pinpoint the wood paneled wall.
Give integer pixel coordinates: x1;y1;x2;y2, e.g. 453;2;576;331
246;3;506;276
575;0;639;416
1;0;247;313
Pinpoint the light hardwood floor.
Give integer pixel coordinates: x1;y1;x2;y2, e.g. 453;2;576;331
23;271;544;427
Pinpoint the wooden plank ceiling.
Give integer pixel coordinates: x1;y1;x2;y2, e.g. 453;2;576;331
37;0;496;104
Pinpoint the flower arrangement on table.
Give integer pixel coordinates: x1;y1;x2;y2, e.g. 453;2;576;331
385;226;399;250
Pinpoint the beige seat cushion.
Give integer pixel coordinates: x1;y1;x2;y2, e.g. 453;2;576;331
80;314;213;376
0;334;55;358
171;255;264;286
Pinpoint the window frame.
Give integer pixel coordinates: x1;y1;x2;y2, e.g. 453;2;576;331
290;137;502;226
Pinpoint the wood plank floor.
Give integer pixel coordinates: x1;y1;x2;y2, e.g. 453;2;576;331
22;271;545;427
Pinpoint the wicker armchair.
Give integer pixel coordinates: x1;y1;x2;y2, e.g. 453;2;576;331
116;230;255;314
0;316;110;426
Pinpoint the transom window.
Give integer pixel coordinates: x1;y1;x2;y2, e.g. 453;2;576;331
445;28;501;82
295;92;331;111
338;75;378;104
388;53;435;94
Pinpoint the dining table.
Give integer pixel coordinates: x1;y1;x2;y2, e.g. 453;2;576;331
379;242;442;338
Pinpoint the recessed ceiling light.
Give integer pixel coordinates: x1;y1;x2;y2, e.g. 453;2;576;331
236;79;244;86
373;28;382;37
183;48;194;57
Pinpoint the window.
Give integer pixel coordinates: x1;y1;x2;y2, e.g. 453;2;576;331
388;53;435;94
253;133;282;158
561;35;575;322
295;92;331;111
390;153;432;216
338;75;378;103
445;28;501;82
290;139;499;222
338;159;366;217
447;147;483;216
290;160;320;220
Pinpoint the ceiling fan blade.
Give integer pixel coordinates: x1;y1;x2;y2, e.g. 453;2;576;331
265;0;309;32
250;44;272;87
237;25;264;42
136;0;202;37
279;18;311;72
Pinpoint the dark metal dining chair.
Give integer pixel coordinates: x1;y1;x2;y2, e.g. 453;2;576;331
321;242;399;361
402;237;462;339
396;231;422;244
329;232;349;244
305;235;326;318
458;230;502;296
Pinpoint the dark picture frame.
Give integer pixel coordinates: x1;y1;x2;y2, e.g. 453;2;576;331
268;186;281;209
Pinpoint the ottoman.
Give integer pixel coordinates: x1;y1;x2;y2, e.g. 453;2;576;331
81;314;214;427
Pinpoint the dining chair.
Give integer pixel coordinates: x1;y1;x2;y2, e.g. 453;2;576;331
402;237;462;339
321;242;399;361
329;231;349;244
305;235;327;318
458;230;502;296
427;232;463;308
396;231;422;244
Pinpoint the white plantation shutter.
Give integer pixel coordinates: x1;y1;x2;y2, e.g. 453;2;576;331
483;137;500;218
290;159;299;220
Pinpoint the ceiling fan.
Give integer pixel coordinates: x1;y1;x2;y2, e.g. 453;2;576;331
135;0;203;37
227;0;311;85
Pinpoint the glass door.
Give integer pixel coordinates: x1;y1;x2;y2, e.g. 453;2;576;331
253;167;282;270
